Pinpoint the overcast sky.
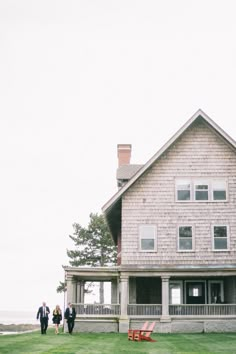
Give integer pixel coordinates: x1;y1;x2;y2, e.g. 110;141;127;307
1;0;236;313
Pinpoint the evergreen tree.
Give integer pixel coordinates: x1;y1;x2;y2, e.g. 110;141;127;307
57;213;117;303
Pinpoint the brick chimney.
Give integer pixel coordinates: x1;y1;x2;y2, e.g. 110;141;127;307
117;144;132;167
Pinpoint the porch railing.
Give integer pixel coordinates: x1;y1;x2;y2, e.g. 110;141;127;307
169;304;236;316
128;304;162;316
72;303;236;317
73;303;120;316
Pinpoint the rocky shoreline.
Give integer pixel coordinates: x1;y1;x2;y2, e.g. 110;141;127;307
0;324;40;333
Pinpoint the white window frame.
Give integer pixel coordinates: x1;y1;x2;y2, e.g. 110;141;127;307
212;225;229;251
212;179;227;201
175;177;228;202
177;225;194;252
139;225;157;252
194;180;209;201
175;179;191;202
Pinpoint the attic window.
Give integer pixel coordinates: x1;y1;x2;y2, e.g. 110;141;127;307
194;182;209;200
212;180;227;200
176;178;227;202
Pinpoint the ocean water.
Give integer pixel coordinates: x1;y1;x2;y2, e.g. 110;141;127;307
0;310;39;325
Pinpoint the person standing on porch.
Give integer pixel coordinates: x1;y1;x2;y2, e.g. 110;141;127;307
64;302;76;334
36;301;50;334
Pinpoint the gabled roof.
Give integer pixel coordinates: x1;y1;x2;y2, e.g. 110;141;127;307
102;109;236;216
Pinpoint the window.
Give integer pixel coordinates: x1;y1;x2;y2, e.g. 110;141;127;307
185;280;206;304
176;178;227;202
139;225;156;251
176;180;191;201
178;226;193;250
188;284;202;297
194;182;209;200
213;225;228;250
212;180;227;201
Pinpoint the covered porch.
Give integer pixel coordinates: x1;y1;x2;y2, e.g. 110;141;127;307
64;266;236;333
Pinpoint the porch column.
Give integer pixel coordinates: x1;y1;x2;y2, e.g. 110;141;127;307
76;281;81;303
119;274;129;333
66;274;76;304
75;280;85;303
120;275;128;315
161;276;170;321
80;280;85;303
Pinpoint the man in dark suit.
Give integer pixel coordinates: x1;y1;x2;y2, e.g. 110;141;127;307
37;301;50;334
64;302;76;334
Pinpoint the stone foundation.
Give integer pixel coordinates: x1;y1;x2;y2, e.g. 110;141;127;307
73;319;118;333
71;318;236;333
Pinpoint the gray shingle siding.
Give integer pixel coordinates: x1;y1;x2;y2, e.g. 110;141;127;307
121;120;236;266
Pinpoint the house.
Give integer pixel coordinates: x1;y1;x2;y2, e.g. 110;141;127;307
64;109;236;333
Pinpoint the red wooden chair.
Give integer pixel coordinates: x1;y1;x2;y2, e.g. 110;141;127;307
133;321;156;342
128;321;149;341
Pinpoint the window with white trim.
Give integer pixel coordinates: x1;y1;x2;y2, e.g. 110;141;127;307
139;225;156;251
178;226;193;250
176;179;191;201
194;181;209;200
213;225;228;250
176;178;227;202
212;180;227;201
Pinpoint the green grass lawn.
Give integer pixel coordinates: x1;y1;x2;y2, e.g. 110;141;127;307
1;329;236;354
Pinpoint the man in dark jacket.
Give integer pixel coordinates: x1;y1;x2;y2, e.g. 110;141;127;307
64;302;76;334
36;301;50;334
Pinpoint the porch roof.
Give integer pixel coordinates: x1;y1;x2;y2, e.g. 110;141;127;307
64;264;236;280
64;266;119;280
